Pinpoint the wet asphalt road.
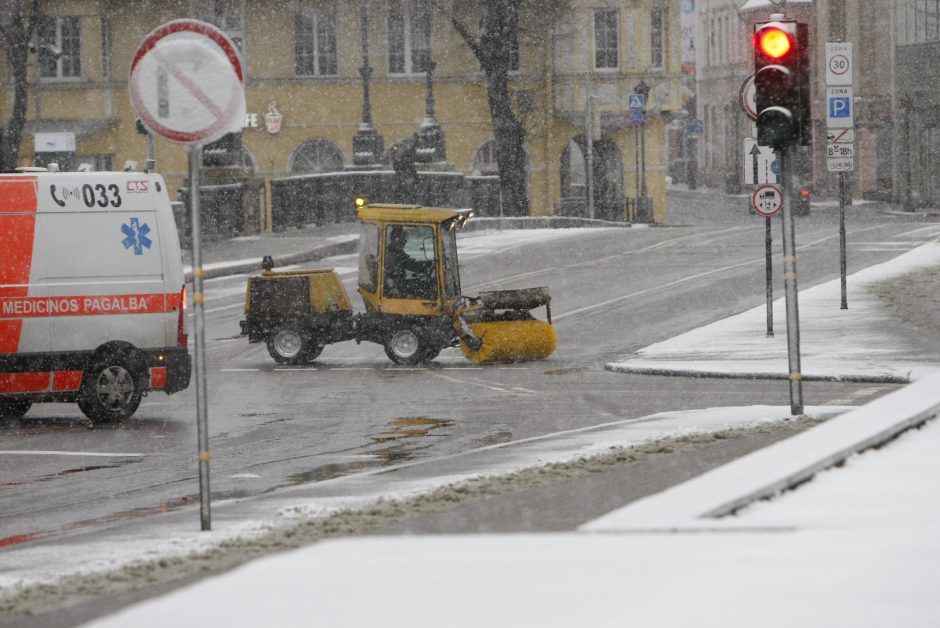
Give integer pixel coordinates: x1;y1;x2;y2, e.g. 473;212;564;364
1;191;938;548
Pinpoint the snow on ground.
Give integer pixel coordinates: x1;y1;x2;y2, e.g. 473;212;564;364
82;383;940;628
607;242;940;382
82;418;940;628
0;405;821;595
74;243;940;628
7;235;940;626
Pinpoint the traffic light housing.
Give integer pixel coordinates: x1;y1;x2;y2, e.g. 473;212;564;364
753;21;810;149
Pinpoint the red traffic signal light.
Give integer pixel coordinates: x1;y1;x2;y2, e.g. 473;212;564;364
754;25;793;60
752;20;809;149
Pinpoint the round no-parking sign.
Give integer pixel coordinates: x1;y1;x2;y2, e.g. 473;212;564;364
752;184;782;217
129;20;245;145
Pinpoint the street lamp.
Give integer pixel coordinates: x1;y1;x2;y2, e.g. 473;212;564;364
634;79;651;222
352;0;384;166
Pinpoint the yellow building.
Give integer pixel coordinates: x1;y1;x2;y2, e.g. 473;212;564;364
3;0;685;225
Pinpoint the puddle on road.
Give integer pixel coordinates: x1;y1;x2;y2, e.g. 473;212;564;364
287;417;454;485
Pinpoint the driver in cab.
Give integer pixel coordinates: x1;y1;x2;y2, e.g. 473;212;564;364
384;225;435;299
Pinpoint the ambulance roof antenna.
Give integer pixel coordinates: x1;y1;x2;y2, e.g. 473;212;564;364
145;159;156;173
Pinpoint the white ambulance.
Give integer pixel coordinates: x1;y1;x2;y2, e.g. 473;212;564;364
0;171;191;423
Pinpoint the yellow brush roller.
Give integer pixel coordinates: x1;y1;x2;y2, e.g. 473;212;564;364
460;320;557;363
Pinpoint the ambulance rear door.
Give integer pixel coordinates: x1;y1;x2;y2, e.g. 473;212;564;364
37;174;169;353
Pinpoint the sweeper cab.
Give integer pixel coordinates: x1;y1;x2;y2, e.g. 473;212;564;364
240;203;556;365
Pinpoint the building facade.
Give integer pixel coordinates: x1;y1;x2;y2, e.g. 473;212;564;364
694;0;935;207
2;0;686;225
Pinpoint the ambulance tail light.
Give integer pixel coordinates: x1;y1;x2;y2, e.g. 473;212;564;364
177;285;188;347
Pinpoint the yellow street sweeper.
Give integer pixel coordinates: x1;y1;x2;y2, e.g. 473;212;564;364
240;203;556;365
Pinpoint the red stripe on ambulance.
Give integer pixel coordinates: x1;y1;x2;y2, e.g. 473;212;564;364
0;372;49;394
0;178;38;353
52;370;83;391
0;293;180;318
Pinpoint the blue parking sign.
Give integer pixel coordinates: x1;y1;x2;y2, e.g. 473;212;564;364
829;97;851;118
826;86;853;128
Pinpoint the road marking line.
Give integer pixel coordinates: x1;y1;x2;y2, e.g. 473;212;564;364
896;225;940;238
555;224;888;322
431;372;511;393
221;368;259;372
0;450;145;457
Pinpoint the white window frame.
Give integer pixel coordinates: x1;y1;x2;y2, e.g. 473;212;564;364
295;12;338;77
651;8;665;69
191;0;245;58
38;16;81;81
388;0;432;76
593;8;619;70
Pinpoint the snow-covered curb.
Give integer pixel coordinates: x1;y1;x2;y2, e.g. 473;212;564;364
584;370;940;532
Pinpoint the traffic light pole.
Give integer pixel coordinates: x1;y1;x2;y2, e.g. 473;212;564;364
779;147;803;415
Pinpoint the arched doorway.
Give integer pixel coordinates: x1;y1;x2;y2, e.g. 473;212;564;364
470;139;531;216
560;136;625;220
288;139;345;174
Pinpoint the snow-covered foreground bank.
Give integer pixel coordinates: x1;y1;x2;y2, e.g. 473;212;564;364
85;393;940;628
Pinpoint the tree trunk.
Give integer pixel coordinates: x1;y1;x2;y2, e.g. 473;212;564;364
435;0;532;216
484;68;528;216
0;1;41;172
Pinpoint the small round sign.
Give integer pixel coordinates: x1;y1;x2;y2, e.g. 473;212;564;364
752;184;783;217
740;72;757;121
129;20;246;145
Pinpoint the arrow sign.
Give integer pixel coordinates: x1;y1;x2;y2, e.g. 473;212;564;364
750;144;761;185
744;138;777;185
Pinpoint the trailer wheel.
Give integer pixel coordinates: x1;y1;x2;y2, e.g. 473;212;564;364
78;357;144;423
385;328;431;365
268;326;321;364
0;397;31;420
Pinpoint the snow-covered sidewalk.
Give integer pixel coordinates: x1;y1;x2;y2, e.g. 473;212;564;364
606;243;940;382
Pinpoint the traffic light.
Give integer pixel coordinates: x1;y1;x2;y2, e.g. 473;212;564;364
753;20;810;149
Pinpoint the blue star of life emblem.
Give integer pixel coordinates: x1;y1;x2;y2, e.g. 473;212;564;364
121;218;152;255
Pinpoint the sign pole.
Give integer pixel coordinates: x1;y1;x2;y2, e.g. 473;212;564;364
765;216;774;337
129;18;246;532
189;144;212;531
779;147;803;415
839;172;848;309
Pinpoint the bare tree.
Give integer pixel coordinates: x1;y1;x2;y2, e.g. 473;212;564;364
0;1;42;171
433;0;564;216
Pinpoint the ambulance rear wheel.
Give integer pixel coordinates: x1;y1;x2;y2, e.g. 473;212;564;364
268;327;321;364
78;359;143;424
0;397;31;419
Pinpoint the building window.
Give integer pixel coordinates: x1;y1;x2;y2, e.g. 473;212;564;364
651;8;664;68
295;12;337;76
389;0;431;75
289;139;345;174
192;0;245;56
897;0;940;45
593;9;618;69
101;17;111;79
38;16;81;79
